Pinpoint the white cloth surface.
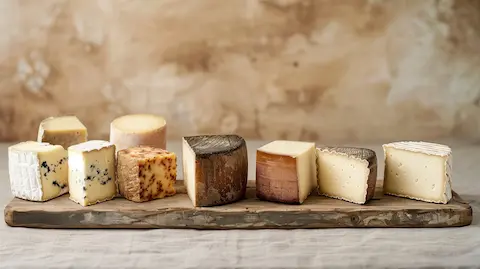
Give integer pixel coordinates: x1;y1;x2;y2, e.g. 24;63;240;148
0;141;479;269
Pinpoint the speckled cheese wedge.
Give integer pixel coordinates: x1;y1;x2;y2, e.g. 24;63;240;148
383;141;452;204
116;146;176;202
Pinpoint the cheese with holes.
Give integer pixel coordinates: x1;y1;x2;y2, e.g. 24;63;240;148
110;114;167;152
8;141;68;201
68;140;116;206
117;146;176;202
256;140;316;204
182;135;248;207
316;147;377;204
383;141;452;204
37;116;88;149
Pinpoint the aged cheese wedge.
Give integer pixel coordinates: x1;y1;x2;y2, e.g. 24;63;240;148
117;146;176;202
8;141;68;201
256;140;317;204
383;141;452;204
182;135;248;207
68;140;116;206
37;116;88;149
110;114;167;152
316;146;377;204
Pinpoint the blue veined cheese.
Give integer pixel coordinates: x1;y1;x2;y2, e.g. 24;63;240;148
8;141;68;201
68;140;116;206
383;141;452;204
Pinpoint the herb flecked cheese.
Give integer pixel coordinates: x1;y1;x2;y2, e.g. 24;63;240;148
117;146;176;202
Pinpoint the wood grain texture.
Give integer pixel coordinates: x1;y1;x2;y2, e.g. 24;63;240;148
4;180;472;229
183;135;248;207
256;151;300;204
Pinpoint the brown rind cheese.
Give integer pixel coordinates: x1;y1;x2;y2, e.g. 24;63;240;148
116;146;176;202
256;151;300;204
182;135;248;207
255;141;317;205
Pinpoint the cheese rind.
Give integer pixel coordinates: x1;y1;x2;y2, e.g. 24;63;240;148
316;147;377;204
182;135;248;207
68;140;116;206
383;141;452;204
117;146;176;202
256;140;317;204
8;141;68;202
110;114;167;152
37;116;88;149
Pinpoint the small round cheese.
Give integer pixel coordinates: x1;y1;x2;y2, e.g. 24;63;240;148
110;114;167;152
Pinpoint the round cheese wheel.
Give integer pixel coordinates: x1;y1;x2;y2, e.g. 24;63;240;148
110;114;167;151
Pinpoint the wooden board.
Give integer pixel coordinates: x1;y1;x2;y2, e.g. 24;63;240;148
4;180;472;229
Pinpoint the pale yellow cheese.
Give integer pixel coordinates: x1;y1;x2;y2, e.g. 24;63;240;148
110;114;167;152
316;147;377;204
383;141;452;204
37;116;87;149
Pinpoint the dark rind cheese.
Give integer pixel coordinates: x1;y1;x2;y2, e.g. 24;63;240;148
182;135;248;207
317;146;377;204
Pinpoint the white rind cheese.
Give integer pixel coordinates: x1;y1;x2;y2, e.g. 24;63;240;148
256;140;317;204
316;147;377;204
37;116;88;149
110;114;167;152
383;141;452;204
8;141;68;202
68;140;117;206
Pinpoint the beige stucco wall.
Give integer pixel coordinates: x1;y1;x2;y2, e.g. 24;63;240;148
0;0;479;143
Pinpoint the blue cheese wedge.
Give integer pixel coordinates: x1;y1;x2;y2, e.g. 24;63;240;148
383;141;452;204
68;140;116;206
38;116;88;149
8;141;68;201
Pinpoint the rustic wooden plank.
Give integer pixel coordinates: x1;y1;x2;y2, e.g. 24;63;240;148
4;180;472;229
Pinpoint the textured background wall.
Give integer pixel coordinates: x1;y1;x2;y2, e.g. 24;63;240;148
0;0;479;143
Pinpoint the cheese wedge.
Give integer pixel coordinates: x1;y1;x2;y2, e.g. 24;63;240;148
68;140;116;206
256;140;316;204
117;146;176;202
110;114;167;152
383;141;452;204
316;146;377;204
37;116;88;149
182;135;248;207
8;141;68;201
